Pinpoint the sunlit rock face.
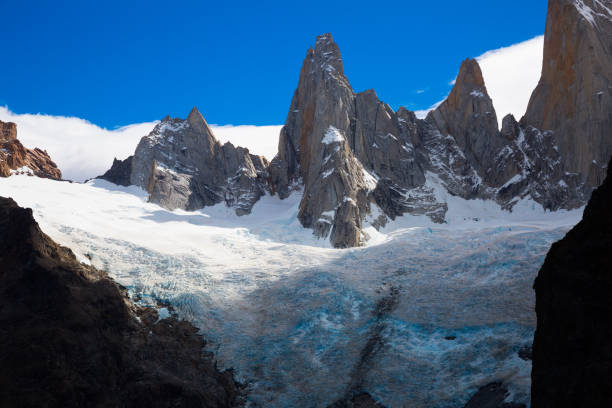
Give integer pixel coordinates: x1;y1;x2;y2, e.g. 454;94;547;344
267;31;589;246
129;107;269;215
522;0;612;189
102;0;609;249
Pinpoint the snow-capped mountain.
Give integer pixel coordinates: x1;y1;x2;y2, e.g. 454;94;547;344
1;1;610;407
99;0;610;248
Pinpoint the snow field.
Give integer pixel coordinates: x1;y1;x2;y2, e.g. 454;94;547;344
0;175;583;407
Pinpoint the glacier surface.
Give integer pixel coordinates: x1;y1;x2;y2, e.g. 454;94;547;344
0;175;583;407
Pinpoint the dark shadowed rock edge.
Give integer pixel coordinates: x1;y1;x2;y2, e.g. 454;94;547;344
97;156;134;186
463;382;525;408
0;196;244;407
531;157;612;407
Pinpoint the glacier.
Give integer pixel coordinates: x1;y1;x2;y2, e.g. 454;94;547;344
0;175;583;407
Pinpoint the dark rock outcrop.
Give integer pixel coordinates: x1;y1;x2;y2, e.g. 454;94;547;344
0;119;61;180
97;156;133;186
463;382;525;408
328;392;386;408
0;196;243;407
531;157;612;407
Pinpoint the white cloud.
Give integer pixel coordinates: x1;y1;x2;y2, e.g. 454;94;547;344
0;107;156;182
414;35;544;127
415;100;443;120
477;35;544;126
210;124;282;161
0;106;282;182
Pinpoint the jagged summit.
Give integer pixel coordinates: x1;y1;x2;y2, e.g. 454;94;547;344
447;58;488;101
427;58;502;177
101;15;608;247
116;108;270;214
313;33;345;75
186;105;211;133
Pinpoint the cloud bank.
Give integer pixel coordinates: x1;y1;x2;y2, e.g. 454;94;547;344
0;106;282;182
0;107;157;182
478;35;544;125
210;124;282;162
415;35;544;126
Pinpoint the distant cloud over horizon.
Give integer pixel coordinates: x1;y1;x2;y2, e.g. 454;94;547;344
415;35;544;126
0;107;282;182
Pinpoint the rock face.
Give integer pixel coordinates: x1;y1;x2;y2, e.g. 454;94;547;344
269;34;378;247
101;0;609;247
267;33;587;246
129;108;269;215
523;0;612;189
0;196;242;407
97;156;133;186
531;157;612;407
0;119;61;179
427;58;503;183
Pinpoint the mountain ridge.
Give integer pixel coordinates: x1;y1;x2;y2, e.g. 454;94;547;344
96;0;611;248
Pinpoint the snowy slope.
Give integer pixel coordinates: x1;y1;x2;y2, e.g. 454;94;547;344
0;175;583;407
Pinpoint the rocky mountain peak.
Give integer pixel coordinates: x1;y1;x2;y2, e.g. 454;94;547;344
427;58;501;175
101;16;607;247
0;121;17;142
186;106;211;133
0;120;61;180
127;109;269;214
313;33;345;75
447;58;488;108
522;0;612;188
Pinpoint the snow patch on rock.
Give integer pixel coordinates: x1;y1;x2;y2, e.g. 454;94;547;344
322;126;345;144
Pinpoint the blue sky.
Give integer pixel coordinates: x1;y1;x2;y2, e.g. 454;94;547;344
1;0;547;128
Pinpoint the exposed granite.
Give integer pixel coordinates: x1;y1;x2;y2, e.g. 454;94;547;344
97;156;133;186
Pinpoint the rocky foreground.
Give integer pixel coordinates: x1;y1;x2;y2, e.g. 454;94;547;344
532;157;612;407
0;196;243;407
